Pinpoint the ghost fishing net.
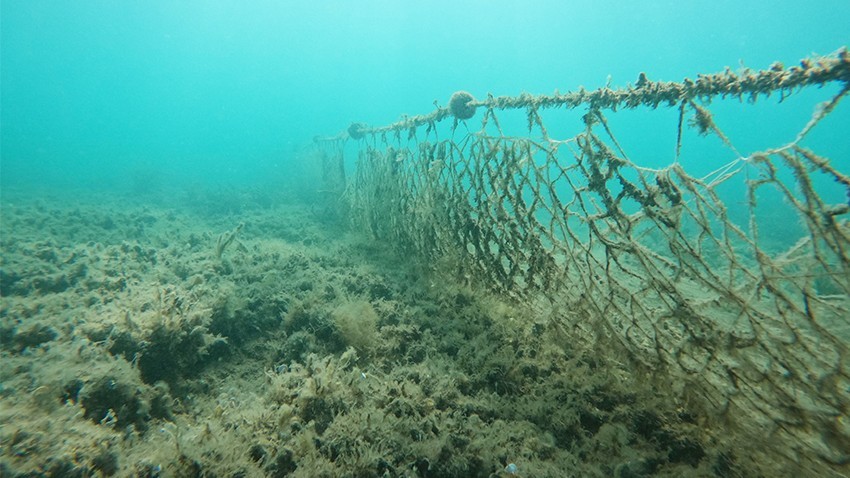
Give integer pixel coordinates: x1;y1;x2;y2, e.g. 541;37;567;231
316;49;850;473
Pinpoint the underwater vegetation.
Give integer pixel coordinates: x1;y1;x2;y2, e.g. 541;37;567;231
0;191;749;477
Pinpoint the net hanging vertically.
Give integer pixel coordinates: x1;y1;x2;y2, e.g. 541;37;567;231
315;49;850;473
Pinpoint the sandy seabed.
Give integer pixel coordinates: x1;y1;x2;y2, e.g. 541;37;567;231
0;188;749;477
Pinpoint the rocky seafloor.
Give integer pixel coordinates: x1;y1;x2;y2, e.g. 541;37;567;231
0;188;750;477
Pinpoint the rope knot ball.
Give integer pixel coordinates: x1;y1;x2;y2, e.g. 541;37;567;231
449;91;477;120
348;122;368;140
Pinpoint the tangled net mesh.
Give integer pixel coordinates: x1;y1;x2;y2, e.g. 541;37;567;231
316;49;850;473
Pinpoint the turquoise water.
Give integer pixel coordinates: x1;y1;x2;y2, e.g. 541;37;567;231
2;0;848;193
2;3;850;476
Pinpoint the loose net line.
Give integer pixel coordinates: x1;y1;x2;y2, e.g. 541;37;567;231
317;49;850;473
